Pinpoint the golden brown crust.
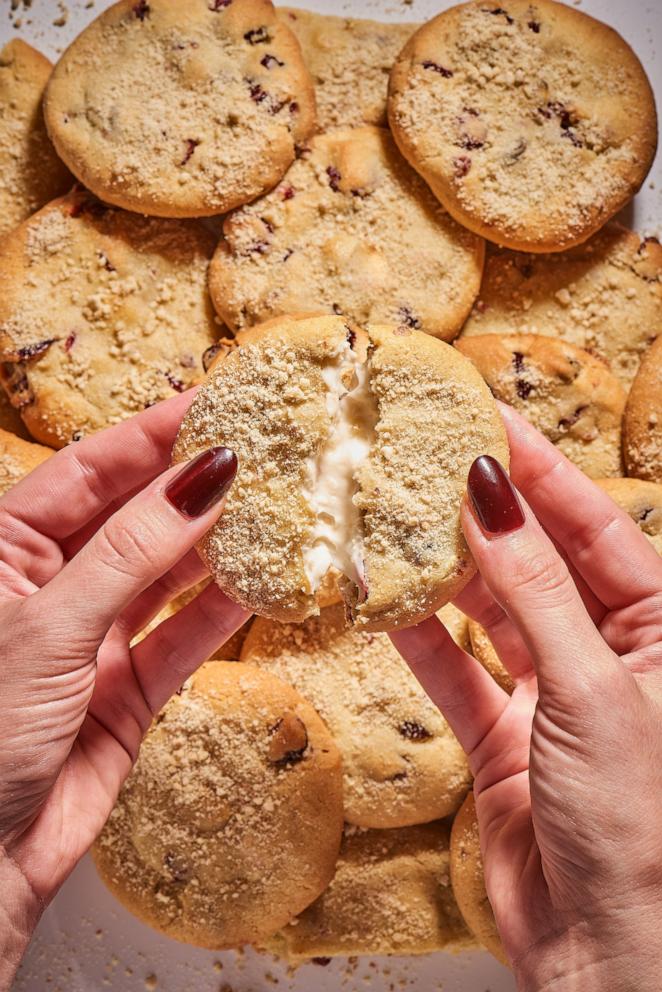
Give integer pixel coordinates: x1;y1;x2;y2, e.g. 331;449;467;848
623;335;662;484
467;619;515;693
0;40;72;238
240;604;471;828
44;0;316;218
595;478;662;556
93;662;344;949
388;0;657;252
456;334;626;478
0;427;53;497
209;125;484;342
450;791;508;965
354;324;508;630
460;226;662;388
277;8;418;129
268;820;475;961
0;187;217;449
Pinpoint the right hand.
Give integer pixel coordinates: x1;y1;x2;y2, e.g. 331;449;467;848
392;406;662;991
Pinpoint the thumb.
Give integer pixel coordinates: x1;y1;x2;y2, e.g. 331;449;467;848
31;447;237;667
461;455;623;707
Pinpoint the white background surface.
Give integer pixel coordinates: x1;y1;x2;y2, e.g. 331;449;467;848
3;0;661;989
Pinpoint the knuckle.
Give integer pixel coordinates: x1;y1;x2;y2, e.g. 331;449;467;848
510;549;573;604
96;514;160;579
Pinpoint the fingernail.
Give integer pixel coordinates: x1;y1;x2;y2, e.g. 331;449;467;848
166;447;237;519
467;455;525;536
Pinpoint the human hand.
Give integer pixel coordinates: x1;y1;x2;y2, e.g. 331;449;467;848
392;405;662;992
0;393;250;989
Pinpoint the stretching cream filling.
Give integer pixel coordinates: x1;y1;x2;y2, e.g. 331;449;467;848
302;342;377;595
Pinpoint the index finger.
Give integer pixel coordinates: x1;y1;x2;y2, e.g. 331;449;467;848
501;403;662;610
0;389;196;543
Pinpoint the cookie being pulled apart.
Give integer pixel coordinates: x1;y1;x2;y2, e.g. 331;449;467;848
173;313;508;631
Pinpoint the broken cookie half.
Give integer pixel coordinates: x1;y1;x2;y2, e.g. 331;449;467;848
173;313;508;631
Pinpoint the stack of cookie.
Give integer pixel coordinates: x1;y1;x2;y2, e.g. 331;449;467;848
0;0;660;967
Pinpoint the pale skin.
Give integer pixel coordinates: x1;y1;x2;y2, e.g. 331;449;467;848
0;395;660;990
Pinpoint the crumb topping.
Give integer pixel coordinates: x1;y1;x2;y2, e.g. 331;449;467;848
0;188;218;448
211;126;484;342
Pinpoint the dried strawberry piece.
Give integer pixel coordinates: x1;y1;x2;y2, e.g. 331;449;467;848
512;351;525;374
244;26;270;44
558;405;588;430
398;305;421;329
132;0;149;20
482;7;514;23
280;185;295;200
165;372;185;393
516;379;533;399
1;363;34;408
326;165;341;191
249;81;268;103
180;139;200;166
528;19;540;31
261;53;284;69
13;339;59;361
422;60;453;77
453;155;472;178
64;332;77;352
208;0;231;9
399;720;431;741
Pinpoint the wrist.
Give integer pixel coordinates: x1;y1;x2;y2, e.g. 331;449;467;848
0;848;43;992
514;909;662;992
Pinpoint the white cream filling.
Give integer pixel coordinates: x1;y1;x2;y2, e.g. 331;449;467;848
302;342;376;595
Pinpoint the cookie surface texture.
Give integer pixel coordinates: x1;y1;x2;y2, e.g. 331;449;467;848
623;334;662;484
173;314;508;630
210;125;484;342
450;791;507;965
0;40;72;238
241;603;471;828
0;428;53;497
456;334;625;478
0;188;218;448
388;0;657;251
268;820;474;961
277;8;417;129
92;662;344;948
460;226;662;388
44;0;316;217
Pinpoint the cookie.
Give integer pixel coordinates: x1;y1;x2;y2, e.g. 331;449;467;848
93;662;344;949
267;821;474;961
456;334;625;478
450;791;507;965
209;126;484;342
595;478;662;556
0;40;72;239
240;603;471;828
437;602;472;654
44;0;316;218
460;226;662;387
173;314;508;631
388;0;657;252
0;387;30;441
467;619;515;693
623;335;662;484
277;8;417;129
0;187;218;449
133;579;254;660
0;428;53;498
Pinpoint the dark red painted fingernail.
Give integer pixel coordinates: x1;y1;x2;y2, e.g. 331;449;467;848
467;455;525;536
166;447;237;519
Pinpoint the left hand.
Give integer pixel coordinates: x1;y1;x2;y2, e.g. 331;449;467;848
0;392;249;988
